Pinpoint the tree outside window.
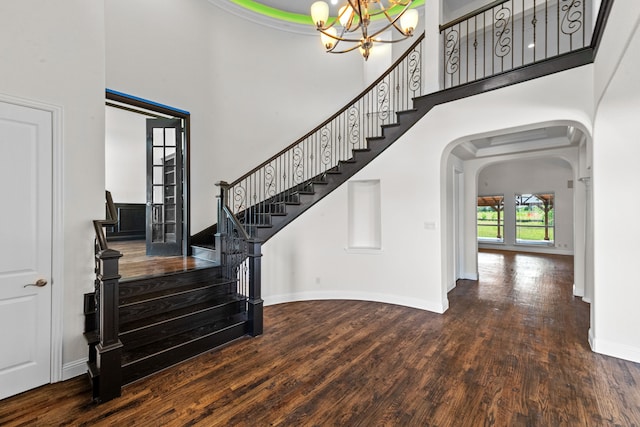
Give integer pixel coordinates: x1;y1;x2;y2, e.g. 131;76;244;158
477;195;504;242
515;193;554;244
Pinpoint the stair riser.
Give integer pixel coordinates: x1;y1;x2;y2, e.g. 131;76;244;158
119;267;222;301
122;321;247;384
120;300;245;350
120;284;235;324
191;245;219;262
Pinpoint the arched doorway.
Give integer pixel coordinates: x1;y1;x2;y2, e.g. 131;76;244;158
441;123;593;303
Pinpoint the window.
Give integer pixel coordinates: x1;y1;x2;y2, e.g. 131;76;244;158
515;193;554;244
477;195;504;243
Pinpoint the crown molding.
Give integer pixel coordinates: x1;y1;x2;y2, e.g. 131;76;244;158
207;0;316;35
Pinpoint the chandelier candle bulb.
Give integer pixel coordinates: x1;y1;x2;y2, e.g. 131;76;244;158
400;9;419;35
338;4;355;28
311;1;330;26
321;27;338;49
310;0;419;60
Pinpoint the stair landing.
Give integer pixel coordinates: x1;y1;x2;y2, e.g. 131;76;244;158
108;240;218;280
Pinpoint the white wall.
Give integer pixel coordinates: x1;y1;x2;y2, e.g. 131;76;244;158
475;156;576;255
0;1;106;375
263;65;593;315
105;0;366;233
105;106;147;203
591;0;640;362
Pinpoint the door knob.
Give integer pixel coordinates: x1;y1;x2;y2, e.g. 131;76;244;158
24;279;48;288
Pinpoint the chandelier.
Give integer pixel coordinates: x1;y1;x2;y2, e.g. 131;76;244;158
310;0;419;60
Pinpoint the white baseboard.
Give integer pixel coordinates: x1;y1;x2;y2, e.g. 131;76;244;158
63;358;88;381
589;330;640;364
264;291;448;314
478;243;574;256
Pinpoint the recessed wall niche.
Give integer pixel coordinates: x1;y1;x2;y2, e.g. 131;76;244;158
347;180;382;250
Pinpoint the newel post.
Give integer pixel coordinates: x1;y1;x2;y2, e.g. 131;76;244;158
247;239;263;336
216;181;230;234
95;247;123;402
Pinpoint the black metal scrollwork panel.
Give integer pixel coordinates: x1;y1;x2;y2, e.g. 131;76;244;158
347;106;360;146
264;163;276;197
320;126;332;165
561;0;583;35
408;49;421;94
293;144;304;184
445;29;460;76
377;81;390;122
233;185;247;213
494;6;512;58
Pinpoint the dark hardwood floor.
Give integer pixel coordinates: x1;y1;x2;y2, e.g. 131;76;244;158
108;240;217;279
2;250;639;426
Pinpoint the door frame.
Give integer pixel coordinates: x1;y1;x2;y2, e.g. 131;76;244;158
105;89;191;255
0;93;64;383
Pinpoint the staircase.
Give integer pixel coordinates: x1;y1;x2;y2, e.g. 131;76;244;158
87;0;610;403
84;266;246;391
87;192;261;403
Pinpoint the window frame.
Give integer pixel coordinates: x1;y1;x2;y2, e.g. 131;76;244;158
476;194;505;244
514;192;555;246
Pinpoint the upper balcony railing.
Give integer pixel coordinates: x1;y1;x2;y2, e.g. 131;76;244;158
440;0;592;89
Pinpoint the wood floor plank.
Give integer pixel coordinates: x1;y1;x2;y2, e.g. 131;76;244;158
108;240;217;279
1;250;640;426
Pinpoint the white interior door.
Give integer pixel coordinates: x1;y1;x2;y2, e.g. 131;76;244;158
0;101;52;400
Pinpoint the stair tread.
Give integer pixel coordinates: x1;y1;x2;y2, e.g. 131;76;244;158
120;294;245;334
119;265;221;285
120;279;235;307
121;315;247;366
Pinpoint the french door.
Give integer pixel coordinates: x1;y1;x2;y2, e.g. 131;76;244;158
146;118;183;256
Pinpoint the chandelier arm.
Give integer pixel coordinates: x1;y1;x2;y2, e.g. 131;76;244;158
366;0;414;17
326;42;364;54
352;0;367;39
387;0;414;6
365;37;414;44
368;3;415;39
318;28;368;44
318;10;363;33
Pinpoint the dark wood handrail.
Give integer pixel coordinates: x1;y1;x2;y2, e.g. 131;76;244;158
93;190;118;251
228;32;425;188
439;0;509;31
222;204;251;241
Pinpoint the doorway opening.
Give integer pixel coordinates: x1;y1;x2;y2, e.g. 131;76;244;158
443;123;592;307
105;89;191;258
